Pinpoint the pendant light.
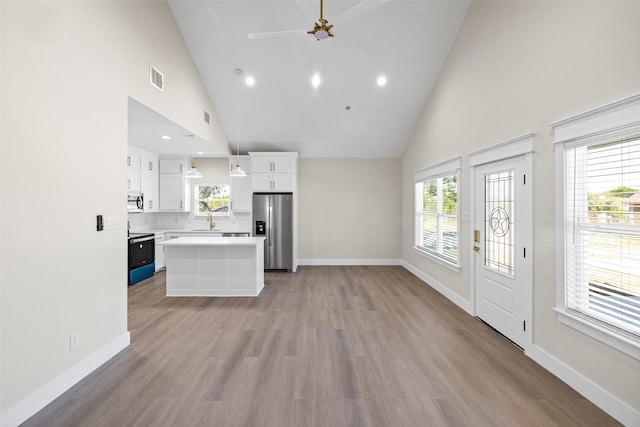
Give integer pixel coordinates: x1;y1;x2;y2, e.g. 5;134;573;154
230;68;247;178
185;134;203;179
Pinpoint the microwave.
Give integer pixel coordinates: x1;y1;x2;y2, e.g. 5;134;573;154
127;192;144;213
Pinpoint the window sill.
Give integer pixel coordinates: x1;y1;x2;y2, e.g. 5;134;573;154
553;307;640;360
413;247;461;274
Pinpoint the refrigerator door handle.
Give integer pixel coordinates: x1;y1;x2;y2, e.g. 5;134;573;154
268;204;272;247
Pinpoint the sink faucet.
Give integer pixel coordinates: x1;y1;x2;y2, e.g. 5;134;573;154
208;212;215;230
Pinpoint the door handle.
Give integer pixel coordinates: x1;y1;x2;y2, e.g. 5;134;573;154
473;246;480;252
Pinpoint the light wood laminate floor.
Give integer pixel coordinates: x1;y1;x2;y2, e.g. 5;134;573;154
23;266;620;426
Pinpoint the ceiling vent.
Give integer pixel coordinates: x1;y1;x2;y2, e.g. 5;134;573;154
150;65;164;92
204;110;210;124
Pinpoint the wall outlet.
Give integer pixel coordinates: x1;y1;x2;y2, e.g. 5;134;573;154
70;331;80;350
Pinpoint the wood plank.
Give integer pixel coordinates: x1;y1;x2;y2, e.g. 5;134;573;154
21;266;621;426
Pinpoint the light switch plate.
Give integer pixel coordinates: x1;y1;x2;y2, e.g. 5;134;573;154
103;215;121;230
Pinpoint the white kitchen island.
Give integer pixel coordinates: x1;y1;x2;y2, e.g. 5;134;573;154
160;236;265;297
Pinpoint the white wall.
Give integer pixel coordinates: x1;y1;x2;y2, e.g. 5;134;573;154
298;158;401;263
401;0;640;417
0;0;227;418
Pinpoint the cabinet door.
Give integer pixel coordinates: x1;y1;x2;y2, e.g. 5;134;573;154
159;159;186;174
127;168;141;192
141;152;159;211
155;234;165;271
273;173;294;191
231;174;252;211
251;157;274;173
159;174;187;211
142;170;159;211
141;152;158;173
272;156;295;173
127;148;141;169
252;173;273;191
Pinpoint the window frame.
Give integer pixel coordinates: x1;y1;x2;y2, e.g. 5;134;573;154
193;182;230;217
552;93;640;360
414;157;462;272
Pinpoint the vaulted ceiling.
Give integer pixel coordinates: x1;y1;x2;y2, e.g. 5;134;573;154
157;1;470;158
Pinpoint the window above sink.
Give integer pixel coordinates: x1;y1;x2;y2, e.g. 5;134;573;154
194;183;230;217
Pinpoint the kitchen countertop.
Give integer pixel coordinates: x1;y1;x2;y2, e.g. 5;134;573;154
133;229;251;235
160;236;264;246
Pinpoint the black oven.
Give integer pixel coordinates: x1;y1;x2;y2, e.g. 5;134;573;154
128;232;155;285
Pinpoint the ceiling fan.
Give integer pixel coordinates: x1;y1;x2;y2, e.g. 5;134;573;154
307;0;333;40
246;0;390;42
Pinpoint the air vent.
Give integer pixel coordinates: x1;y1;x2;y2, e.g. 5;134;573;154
150;65;164;92
204;110;210;124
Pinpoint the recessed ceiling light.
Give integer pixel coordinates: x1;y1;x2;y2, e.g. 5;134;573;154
311;73;321;88
377;76;387;86
161;135;171;140
197;151;204;155
245;76;255;86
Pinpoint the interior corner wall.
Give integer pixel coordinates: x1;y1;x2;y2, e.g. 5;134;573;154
0;0;226;417
401;0;640;416
298;158;401;262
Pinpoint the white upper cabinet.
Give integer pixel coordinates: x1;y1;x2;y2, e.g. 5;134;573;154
127;147;142;192
159;158;187;174
251;155;295;173
141;151;159;212
159;157;190;212
249;152;297;193
128;146;159;211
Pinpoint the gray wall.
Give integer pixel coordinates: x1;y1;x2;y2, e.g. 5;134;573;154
298;158;401;262
401;0;640;414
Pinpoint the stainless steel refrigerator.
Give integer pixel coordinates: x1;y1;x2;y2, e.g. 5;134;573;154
252;193;293;271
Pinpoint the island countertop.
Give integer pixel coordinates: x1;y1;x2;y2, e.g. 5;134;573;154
160;236;265;247
161;236;265;297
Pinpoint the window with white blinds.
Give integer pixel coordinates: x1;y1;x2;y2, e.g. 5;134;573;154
414;158;460;268
565;136;640;338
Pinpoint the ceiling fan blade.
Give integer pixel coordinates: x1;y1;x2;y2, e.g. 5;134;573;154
247;29;308;40
332;0;392;26
293;0;318;24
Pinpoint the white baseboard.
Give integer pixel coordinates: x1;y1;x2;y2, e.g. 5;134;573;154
401;260;473;315
527;345;639;427
298;258;402;266
0;332;130;427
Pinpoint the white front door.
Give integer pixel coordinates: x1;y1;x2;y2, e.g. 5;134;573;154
474;155;532;349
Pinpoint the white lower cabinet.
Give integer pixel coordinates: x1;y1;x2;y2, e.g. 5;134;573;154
155;233;165;271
